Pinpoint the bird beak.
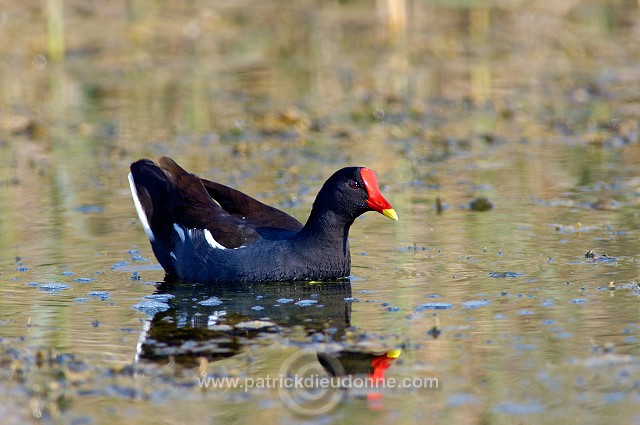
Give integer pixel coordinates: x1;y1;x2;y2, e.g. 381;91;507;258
381;208;398;221
360;168;398;221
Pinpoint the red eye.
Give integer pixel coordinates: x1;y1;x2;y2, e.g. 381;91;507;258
349;180;360;189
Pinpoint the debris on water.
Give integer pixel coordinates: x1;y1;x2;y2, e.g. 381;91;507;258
590;199;621;211
493;401;544;414
428;317;442;338
462;299;491;309
513;343;537;351
617;281;639;291
570;298;589;304
208;324;233;332
144;294;175;302
583;250;617;262
447;393;481;407
250;306;265;311
415;302;454;311
110;261;128;269
401;243;433;252
234;320;276;330
552;222;605;234
591;341;615;355
198;296;222;306
310;333;327;342
76;204;104;213
133;299;170;316
89;291;109;300
39;282;70;291
435;196;445;214
295;299;318;306
275;298;294;304
596;255;617;263
469;197;493;211
428;325;441;338
488;271;524;278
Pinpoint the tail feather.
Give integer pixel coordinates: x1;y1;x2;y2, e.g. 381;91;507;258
129;159;177;274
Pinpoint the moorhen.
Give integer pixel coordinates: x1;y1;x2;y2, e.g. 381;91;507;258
128;157;397;283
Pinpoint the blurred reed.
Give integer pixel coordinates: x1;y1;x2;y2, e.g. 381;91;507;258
47;0;65;61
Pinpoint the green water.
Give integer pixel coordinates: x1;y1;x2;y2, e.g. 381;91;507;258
0;1;639;424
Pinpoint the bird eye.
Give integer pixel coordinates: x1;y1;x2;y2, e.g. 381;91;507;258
349;180;360;189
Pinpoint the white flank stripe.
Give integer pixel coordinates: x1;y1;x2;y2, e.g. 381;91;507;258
173;223;186;243
169;252;176;260
128;173;155;242
204;229;226;250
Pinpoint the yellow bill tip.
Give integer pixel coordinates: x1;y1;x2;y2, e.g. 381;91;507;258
386;349;402;359
382;208;398;221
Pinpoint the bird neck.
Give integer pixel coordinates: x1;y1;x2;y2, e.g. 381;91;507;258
294;206;353;277
299;206;354;244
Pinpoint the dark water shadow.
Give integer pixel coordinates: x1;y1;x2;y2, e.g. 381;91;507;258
136;279;352;363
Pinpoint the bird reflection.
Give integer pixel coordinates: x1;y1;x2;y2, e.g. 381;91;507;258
134;279;400;407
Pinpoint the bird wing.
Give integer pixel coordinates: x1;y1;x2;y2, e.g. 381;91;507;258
157;157;302;248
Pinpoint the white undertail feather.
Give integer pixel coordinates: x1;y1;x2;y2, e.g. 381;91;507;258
204;229;226;250
173;224;226;250
128;173;155;242
173;223;186;243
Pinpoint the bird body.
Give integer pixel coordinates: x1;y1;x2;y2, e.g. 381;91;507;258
128;157;396;283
